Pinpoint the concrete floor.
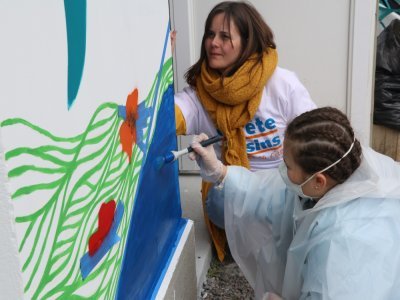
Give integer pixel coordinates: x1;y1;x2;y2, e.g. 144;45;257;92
178;175;212;291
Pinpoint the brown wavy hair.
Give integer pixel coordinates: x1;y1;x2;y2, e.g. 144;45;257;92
285;107;362;183
185;1;276;87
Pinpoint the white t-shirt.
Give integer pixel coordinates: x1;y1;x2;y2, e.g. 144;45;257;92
175;67;316;171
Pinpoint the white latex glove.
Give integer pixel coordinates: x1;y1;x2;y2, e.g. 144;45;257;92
188;133;225;183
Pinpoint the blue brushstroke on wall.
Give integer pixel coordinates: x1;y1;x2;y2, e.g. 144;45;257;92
116;84;185;299
64;0;86;109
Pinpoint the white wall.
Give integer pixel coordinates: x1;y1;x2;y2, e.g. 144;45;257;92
0;135;23;299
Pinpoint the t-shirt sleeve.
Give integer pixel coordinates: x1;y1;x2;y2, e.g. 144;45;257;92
174;86;218;136
175;104;186;135
174;87;200;134
286;74;317;123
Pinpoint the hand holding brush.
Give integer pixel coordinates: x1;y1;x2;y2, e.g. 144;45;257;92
156;134;223;168
188;133;226;183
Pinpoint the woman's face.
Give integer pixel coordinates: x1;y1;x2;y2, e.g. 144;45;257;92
282;142;307;185
204;13;242;73
283;140;318;197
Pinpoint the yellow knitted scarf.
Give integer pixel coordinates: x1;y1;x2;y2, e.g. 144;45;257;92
196;49;278;168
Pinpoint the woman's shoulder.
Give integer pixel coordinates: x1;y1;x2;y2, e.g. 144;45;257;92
175;86;197;100
174;86;201;111
267;67;301;86
261;66;315;114
314;197;400;232
300;198;400;258
264;66;307;96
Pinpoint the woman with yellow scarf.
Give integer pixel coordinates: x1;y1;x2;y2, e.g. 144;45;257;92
175;1;316;261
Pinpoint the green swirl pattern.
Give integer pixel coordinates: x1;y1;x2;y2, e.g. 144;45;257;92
1;58;173;299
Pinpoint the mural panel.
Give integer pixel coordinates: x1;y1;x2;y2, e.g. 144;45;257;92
0;1;183;298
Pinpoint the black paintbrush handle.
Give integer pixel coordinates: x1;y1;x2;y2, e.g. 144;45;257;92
186;135;224;153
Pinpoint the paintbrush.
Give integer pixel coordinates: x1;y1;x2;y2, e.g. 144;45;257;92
156;135;223;168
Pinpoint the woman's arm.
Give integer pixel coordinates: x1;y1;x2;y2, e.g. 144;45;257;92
175;104;186;135
175;88;218;136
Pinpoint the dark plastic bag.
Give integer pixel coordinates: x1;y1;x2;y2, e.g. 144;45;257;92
374;19;400;129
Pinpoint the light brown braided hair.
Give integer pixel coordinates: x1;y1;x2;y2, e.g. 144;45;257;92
285;107;362;183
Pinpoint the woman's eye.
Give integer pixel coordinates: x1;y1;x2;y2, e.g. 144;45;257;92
206;31;215;38
221;34;230;40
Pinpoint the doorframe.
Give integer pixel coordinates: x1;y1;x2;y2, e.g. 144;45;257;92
347;0;378;145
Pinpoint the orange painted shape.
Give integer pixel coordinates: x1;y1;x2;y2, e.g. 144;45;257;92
246;129;278;140
126;88;138;120
119;122;134;162
119;88;139;163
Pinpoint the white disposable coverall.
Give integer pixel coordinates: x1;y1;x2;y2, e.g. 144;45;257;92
212;147;400;299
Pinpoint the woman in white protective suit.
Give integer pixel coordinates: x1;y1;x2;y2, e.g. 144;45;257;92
189;107;400;300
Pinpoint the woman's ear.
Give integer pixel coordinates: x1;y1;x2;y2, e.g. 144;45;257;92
313;173;327;190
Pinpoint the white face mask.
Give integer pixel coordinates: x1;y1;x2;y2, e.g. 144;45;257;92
279;163;317;199
279;137;356;199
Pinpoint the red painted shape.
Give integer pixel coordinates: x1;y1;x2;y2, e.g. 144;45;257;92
88;200;116;256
